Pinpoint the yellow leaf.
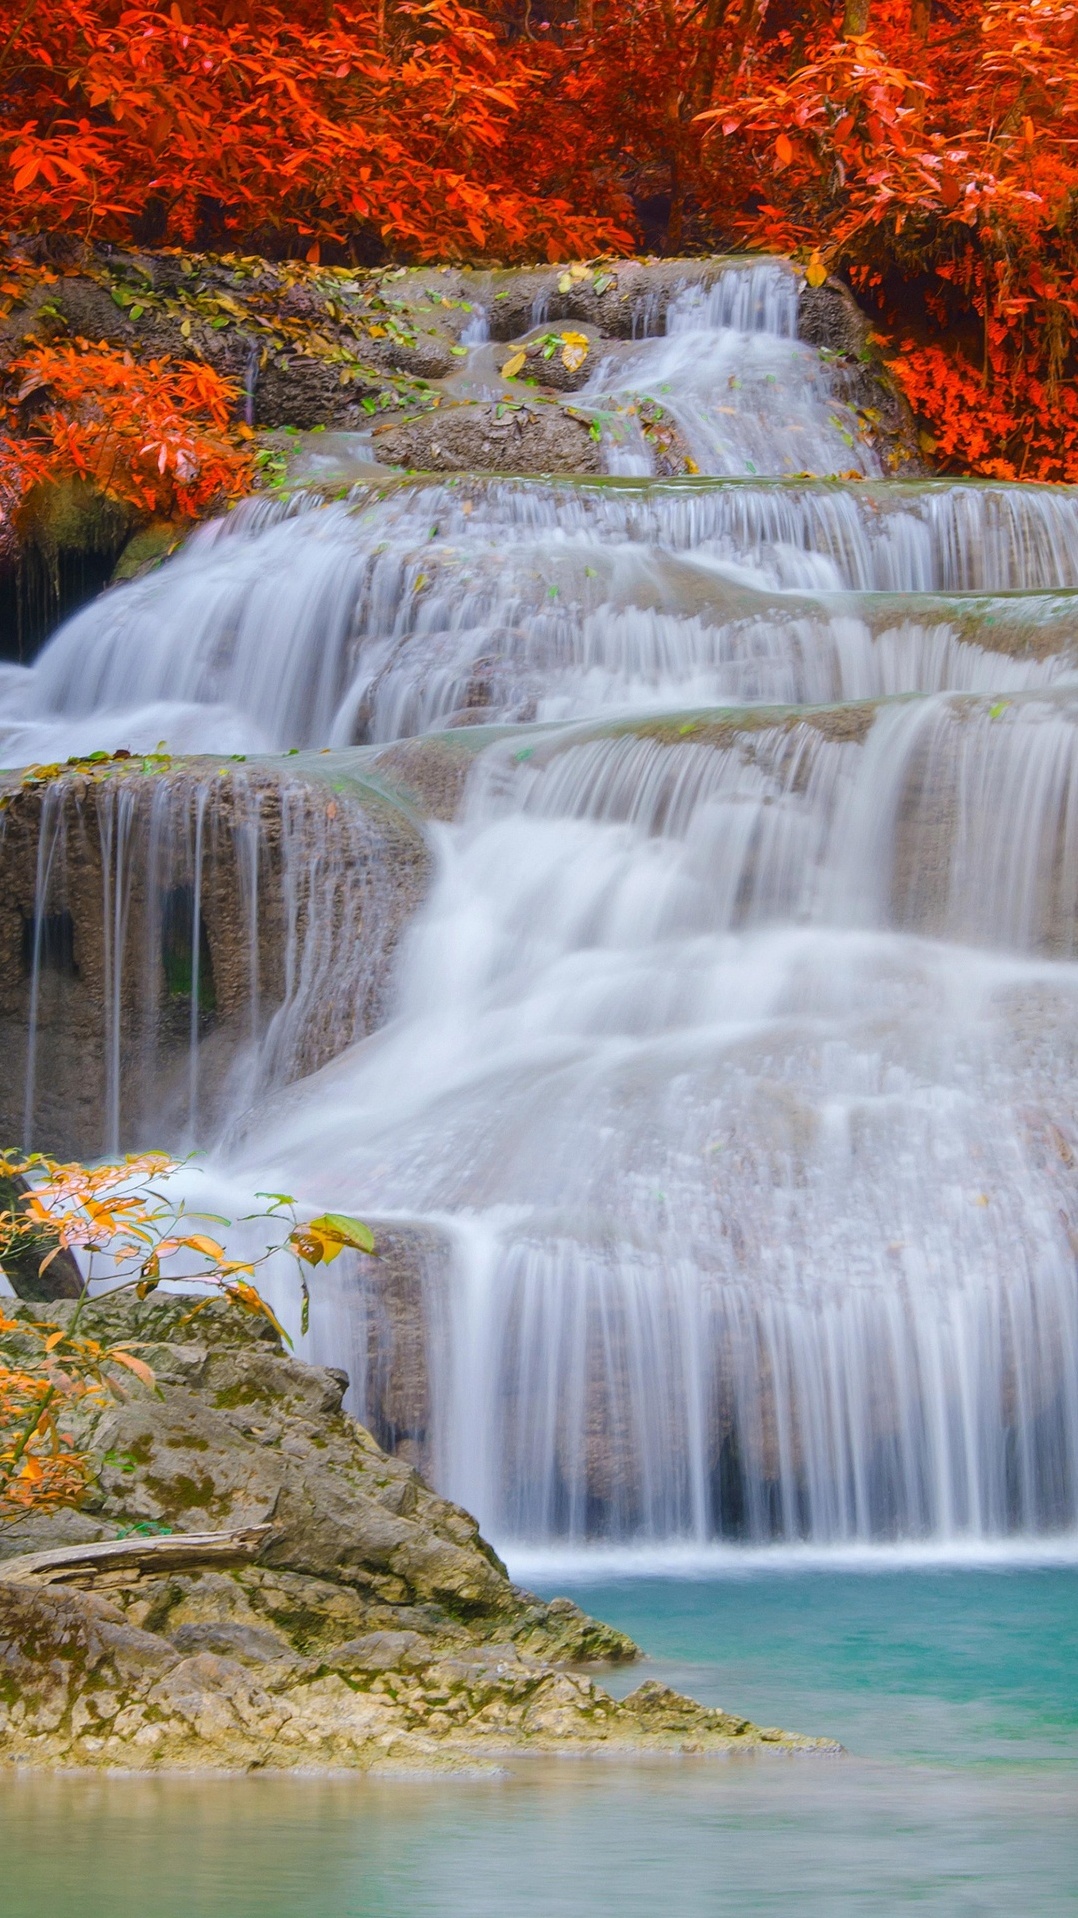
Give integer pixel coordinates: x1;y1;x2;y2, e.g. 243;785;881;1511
308;1212;376;1255
108;1349;156;1387
558;274;572;293
501;349;526;379
292;1225;344;1265
368;323;387;338
569;263;589;281
806;251;827;289
226;1282;290;1346
182;1234;225;1260
560;331;589;347
561;342;588;372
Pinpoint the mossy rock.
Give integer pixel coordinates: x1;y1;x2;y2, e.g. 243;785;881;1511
19;476;136;579
111;519;186;583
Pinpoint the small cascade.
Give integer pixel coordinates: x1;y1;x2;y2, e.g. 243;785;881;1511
0;763;426;1159
4;255;1078;1555
592;262;876;478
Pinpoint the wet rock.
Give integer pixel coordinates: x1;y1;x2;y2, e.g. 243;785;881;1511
796;277;921;473
368;736;485;822
481;259;726;342
111;518;186;583
796;278;871;358
503;326;602;394
252;354;380;431
0;1295;835;1769
373;401;602;476
0;761;431;1160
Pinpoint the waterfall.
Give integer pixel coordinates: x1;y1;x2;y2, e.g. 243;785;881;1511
4;257;1078;1551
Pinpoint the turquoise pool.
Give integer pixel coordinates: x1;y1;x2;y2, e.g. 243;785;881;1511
3;1564;1076;1917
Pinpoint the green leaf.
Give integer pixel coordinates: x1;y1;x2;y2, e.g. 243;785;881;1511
308;1212;376;1255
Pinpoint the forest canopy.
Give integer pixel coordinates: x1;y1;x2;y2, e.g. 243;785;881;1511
1;0;1077;477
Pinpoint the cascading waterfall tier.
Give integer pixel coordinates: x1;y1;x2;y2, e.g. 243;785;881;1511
4;256;1078;1552
4;478;1078;762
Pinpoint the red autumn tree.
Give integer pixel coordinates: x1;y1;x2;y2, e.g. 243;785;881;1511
2;0;1077;478
0;0;626;262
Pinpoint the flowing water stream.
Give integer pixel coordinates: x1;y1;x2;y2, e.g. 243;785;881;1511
4;259;1078;1557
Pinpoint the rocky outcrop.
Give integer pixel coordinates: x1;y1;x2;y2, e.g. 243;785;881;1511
0;1297;833;1770
371;400;603;477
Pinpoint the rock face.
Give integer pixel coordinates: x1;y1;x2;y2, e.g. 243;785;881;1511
0;1297;833;1770
0;759;431;1160
372;400;603;477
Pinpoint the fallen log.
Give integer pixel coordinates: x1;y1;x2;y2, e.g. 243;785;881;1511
0;1524;273;1586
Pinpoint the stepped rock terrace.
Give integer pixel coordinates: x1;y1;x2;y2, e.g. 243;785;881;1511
4;256;1078;1558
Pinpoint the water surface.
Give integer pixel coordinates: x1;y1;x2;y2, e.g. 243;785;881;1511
4;1566;1076;1917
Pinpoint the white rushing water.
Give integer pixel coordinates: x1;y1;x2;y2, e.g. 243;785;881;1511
6;258;1078;1551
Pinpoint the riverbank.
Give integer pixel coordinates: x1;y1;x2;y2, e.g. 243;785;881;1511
2;1563;1076;1916
0;1295;831;1770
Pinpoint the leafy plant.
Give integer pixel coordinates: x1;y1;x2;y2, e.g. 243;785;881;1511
0;339;253;558
0;1149;374;1521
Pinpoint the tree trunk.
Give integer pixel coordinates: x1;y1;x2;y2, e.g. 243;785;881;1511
0;1175;83;1302
910;0;931;40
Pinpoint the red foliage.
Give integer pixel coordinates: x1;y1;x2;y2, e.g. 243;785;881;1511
1;0;1077;478
0;0;626;262
698;0;1078;477
0;337;252;557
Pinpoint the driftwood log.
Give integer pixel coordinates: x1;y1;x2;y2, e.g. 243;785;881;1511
0;1525;273;1587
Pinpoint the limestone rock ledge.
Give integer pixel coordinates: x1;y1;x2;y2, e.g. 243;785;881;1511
0;1297;835;1770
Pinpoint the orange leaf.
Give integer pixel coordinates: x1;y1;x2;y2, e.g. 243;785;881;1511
774;133;794;169
181;1234;225;1260
108;1349;156;1387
